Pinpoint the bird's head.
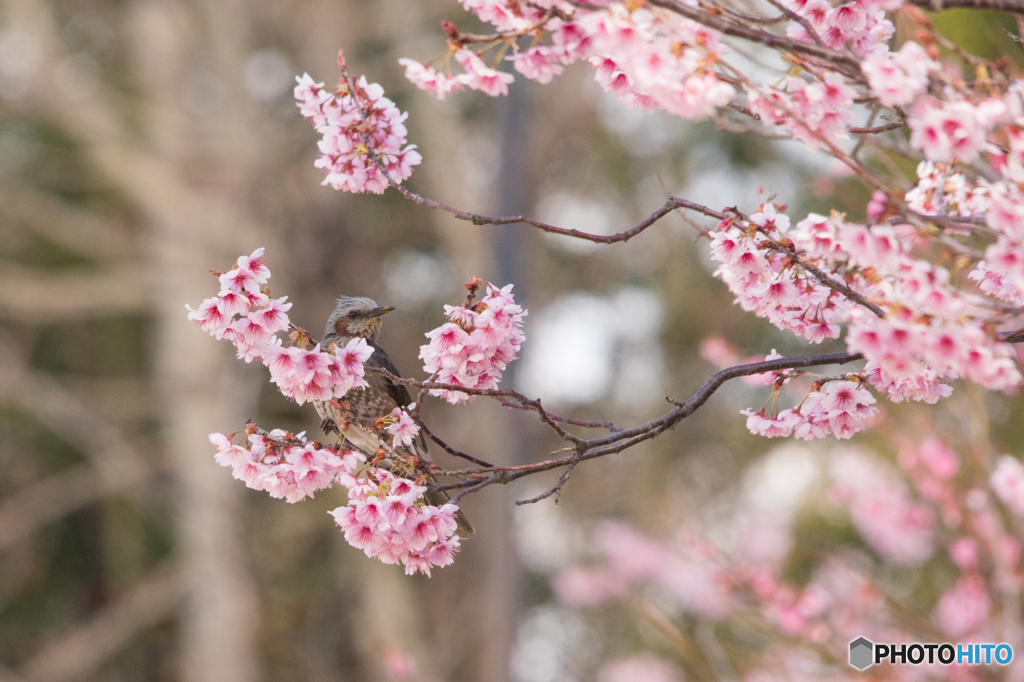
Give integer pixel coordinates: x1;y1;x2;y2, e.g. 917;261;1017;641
324;296;394;343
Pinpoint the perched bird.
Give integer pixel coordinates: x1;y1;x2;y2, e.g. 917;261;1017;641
315;296;473;538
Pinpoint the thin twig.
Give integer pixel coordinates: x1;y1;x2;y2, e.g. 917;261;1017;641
757;235;888;318
415;417;495;467
498;398;622;432
423;352;866;499
515;447;585;505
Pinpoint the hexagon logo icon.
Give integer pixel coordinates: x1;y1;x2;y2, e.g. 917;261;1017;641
849;637;874;670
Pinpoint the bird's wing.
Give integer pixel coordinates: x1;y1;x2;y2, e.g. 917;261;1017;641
367;344;471;538
368;341;429;454
367;342;414;407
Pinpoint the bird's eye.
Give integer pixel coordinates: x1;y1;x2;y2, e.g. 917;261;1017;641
346;311;356;318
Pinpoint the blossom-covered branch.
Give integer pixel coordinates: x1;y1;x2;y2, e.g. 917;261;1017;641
374;351;867;500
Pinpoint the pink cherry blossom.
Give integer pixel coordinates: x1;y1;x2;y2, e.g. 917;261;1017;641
210;429;365;504
386;406;421;448
991;456;1024;516
861;42;935;107
949;538;979;570
330;467;461;576
187;250;374;405
294;71;421;194
454;49;515;97
829;447;934;564
936;575;990;637
909;97;1006;164
398;58;463;100
553;566;627;606
420;282;526;403
509;45;564;84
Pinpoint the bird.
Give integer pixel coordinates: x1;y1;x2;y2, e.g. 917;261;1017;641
314;296;474;538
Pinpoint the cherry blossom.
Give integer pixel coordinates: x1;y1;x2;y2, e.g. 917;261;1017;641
294;69;421;194
210;429;364;504
453;49;515;97
398;58;463;99
861;41;935;107
905;161;988;218
419;282;527;403
187;249;374;405
509;45;564;84
386;406;421;448
553;434;1023;676
909;97;1007;164
741;379;878;441
330;467;461;576
829;447;934;564
936;575;990;637
990;456;1024;517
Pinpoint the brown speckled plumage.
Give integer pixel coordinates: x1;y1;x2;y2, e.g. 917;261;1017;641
314;296;473;538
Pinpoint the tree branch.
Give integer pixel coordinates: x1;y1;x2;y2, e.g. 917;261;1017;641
648;0;861;73
412;352;865;500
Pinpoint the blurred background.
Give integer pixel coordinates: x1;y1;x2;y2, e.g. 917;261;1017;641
2;0;1023;680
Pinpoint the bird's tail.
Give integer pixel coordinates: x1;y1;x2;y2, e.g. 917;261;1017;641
407;439;474;539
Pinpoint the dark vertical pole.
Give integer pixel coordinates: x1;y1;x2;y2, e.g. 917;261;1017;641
495;78;526;301
475;77;530;682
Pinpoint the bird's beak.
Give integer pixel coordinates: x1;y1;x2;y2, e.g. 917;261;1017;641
367;306;395;318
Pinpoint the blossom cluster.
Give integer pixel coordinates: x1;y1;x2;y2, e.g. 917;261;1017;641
905;161;987;218
210;429;364;503
971;126;1024;308
861;41;934;106
828;446;935;564
400;4;734;119
553;440;1024;675
742;378;879;441
186;248;374;405
386;406;421;448
553;521;733;618
419;283;526;404
711;198;1020;441
708;204;853;345
909;96;1008;164
294;69;421;194
785;0;898;54
400;49;515;98
746;72;857;152
990;455;1024;517
330;468;461;576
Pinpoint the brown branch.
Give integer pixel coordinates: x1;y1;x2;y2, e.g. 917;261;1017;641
514;447;584;506
647;0;861;73
498;398;622;432
421;352;865;499
364;367;585;444
762;0;828;48
761;236;888;318
849;119;907;134
341;65;721;244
